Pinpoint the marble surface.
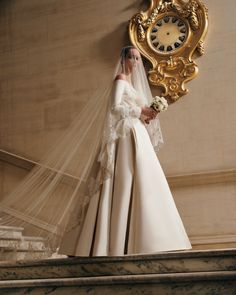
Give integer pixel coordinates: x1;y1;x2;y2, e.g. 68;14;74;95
0;249;235;294
0;271;235;295
0;248;235;280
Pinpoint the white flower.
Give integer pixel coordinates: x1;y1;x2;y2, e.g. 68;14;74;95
150;96;168;112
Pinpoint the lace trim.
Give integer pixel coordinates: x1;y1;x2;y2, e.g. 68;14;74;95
64;106;163;235
145;117;164;152
111;104;141;119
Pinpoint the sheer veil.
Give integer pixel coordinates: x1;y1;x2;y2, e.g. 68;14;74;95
0;46;163;258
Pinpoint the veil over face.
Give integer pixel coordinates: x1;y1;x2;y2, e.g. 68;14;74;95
0;46;163;258
116;46;153;105
115;46;164;150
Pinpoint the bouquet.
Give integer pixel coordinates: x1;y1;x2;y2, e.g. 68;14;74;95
150;96;168;112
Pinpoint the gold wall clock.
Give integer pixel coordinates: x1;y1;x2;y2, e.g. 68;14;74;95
129;0;208;101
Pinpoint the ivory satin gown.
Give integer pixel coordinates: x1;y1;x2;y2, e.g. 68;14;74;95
59;79;192;256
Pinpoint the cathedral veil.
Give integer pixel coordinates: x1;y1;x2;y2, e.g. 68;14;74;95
0;46;163;258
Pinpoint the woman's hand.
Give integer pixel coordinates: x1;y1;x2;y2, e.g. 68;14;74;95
141;106;158;124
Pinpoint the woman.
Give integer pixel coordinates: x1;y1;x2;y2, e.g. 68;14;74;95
59;46;192;256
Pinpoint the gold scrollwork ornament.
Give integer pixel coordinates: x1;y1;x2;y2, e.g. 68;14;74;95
129;0;208;101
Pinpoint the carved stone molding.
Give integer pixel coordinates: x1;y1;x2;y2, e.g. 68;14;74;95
1;150;235;189
167;169;236;188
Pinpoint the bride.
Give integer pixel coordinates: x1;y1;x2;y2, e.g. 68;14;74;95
59;46;192;256
0;46;191;258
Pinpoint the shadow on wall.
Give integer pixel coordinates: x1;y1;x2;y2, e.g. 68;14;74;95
96;21;130;66
122;0;149;11
95;0;152;68
96;13;163;97
0;0;11;9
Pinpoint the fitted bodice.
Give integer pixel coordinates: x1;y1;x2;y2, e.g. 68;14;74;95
120;80;145;108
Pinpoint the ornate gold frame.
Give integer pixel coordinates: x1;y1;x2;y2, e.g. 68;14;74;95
129;0;208;101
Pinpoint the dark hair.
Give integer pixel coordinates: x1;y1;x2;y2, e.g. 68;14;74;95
120;46;135;59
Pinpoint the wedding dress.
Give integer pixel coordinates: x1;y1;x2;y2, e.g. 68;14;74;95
59;78;192;256
0;46;191;259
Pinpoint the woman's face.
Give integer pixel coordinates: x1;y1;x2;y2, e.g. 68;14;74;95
124;48;141;73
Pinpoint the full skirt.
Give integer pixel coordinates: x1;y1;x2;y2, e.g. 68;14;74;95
59;119;192;256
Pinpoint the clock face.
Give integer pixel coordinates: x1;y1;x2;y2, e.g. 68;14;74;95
149;16;188;53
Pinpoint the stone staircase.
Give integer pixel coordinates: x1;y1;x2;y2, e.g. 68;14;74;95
0;225;46;261
0;248;235;294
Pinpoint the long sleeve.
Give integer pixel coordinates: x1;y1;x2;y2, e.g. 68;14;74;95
111;79;141;119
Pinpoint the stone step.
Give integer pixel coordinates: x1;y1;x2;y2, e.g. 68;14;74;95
0;225;24;239
0;236;45;251
0;247;47;262
0;270;235;295
0;231;47;261
0;248;235;280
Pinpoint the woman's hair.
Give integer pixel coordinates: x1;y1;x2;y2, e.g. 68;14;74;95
120;45;135;60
